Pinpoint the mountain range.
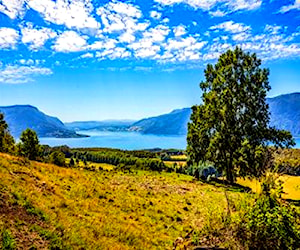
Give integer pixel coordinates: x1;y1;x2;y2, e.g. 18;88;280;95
0;93;299;138
65;120;135;132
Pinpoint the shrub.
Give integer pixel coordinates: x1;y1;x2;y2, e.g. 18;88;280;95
49;151;66;167
237;175;300;250
2;229;15;250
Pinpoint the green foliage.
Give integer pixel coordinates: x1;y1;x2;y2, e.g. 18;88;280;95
1;229;15;250
18;129;41;160
72;149;171;172
0;113;15;154
187;47;295;183
237;175;300;250
49;151;66;167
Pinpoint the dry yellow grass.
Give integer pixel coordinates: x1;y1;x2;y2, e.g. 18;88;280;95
237;175;300;200
0;153;252;249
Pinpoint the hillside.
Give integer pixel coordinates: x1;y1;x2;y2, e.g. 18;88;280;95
0;152;254;249
129;93;300;136
65;120;135;131
268;93;300;137
0;105;83;138
129;108;191;135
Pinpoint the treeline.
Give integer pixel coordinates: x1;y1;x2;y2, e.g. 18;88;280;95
68;149;171;172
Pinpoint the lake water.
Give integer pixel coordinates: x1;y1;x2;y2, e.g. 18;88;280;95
39;131;300;150
40;131;187;150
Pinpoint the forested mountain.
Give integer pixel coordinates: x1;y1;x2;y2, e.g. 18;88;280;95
0;105;83;138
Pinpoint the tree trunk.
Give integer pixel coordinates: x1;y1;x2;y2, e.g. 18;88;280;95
226;156;234;184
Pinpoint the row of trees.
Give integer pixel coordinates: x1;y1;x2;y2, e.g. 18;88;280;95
71;150;170;172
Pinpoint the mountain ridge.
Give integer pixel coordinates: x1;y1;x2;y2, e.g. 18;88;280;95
0;105;84;138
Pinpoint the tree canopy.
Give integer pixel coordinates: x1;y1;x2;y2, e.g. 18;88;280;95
187;47;295;183
0;113;15;153
19;128;40;160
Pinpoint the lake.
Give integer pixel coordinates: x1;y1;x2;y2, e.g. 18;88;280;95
39;131;300;150
40;131;187;150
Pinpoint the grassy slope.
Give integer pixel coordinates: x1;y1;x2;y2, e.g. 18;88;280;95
0;153;253;249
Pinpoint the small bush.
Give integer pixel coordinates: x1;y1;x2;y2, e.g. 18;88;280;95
2;229;15;250
237;175;300;250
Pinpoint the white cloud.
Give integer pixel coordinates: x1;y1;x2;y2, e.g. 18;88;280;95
0;0;24;19
21;24;57;50
143;25;170;42
150;10;162;19
96;47;131;60
209;10;226;17
279;0;300;13
158;36;207;62
173;25;187;37
53;31;88;52
88;38;117;51
80;52;94;58
119;32;136;43
154;0;261;14
0;65;52;84
0;28;19;49
232;32;250;41
27;0;99;30
97;1;147;33
210;21;251;33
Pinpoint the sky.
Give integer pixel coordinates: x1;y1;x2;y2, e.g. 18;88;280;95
0;0;299;122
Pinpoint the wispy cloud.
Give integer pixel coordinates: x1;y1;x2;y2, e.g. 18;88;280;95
279;0;300;13
0;65;52;84
210;21;251;33
153;0;261;14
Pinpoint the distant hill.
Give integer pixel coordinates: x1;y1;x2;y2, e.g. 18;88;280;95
129;93;300;137
129;108;191;135
0;105;83;138
65;120;135;132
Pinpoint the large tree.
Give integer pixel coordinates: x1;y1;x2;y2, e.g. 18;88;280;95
187;47;294;184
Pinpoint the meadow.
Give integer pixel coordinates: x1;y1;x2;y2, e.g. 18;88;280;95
0;152;255;249
0;147;299;249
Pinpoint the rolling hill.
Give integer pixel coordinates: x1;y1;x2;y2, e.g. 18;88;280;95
0;105;83;138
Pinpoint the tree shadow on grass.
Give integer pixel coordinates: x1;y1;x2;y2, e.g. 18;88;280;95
284;199;300;206
203;177;252;193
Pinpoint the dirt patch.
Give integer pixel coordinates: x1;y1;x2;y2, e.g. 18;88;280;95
0;192;50;249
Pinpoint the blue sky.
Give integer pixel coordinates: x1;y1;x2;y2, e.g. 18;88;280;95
0;0;299;122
